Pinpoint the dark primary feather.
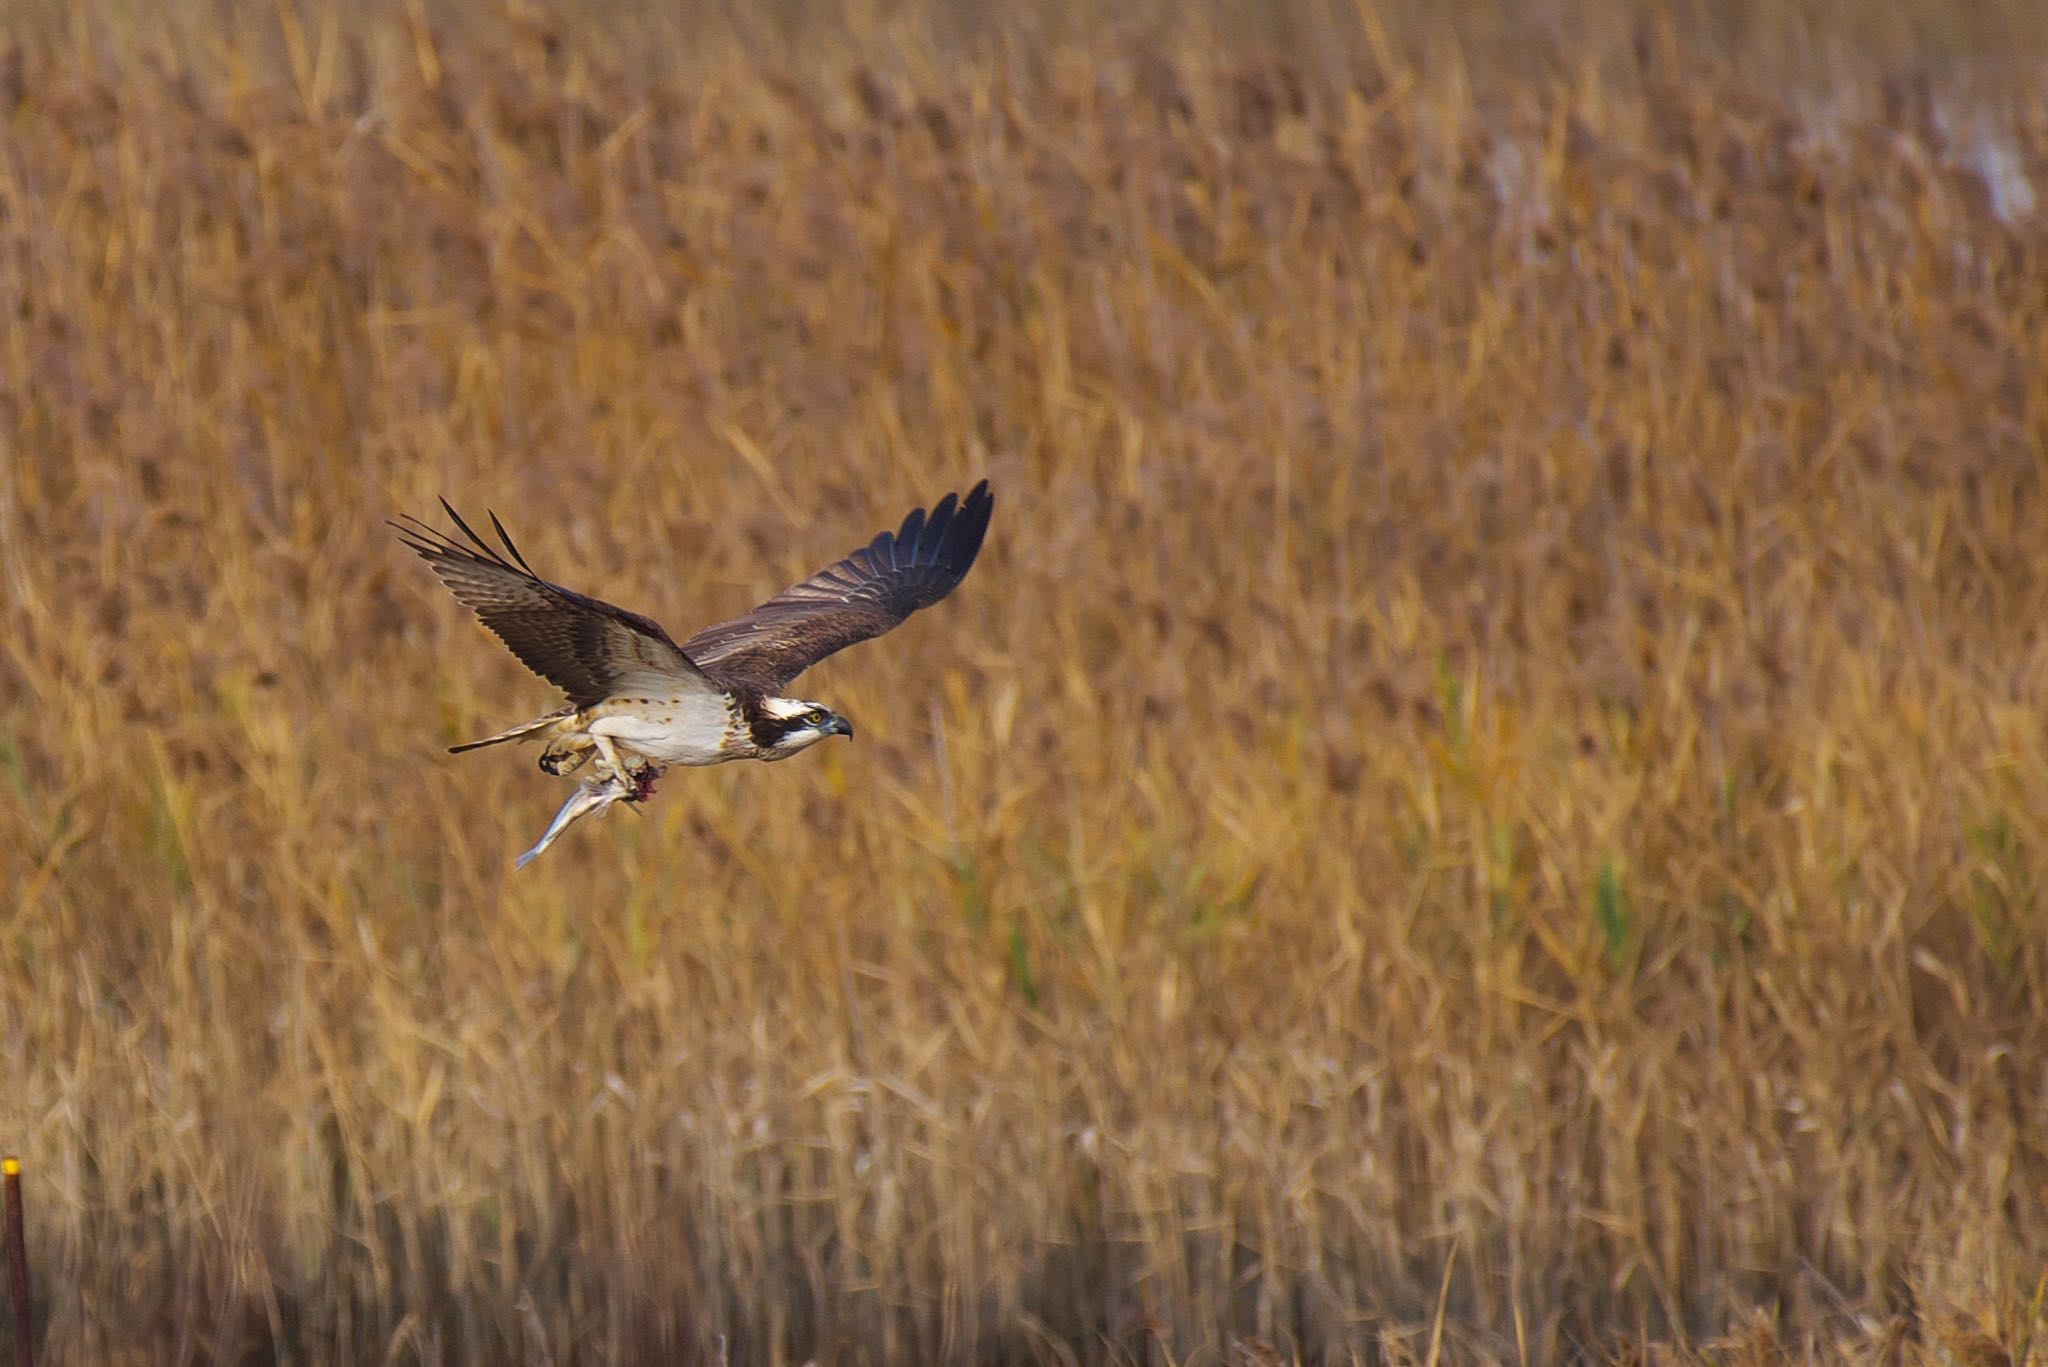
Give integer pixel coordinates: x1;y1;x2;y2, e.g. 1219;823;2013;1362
683;480;994;693
392;499;712;710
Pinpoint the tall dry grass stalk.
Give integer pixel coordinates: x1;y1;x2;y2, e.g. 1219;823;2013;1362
2;1;2047;1361
4;1156;27;1367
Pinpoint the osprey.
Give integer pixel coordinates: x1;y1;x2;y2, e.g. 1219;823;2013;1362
394;480;993;851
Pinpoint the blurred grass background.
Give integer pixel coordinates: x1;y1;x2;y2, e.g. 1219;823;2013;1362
3;0;2048;1361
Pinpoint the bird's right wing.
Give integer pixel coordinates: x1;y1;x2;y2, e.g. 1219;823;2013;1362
394;500;718;710
681;480;994;694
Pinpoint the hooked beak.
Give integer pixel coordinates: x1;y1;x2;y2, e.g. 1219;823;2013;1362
825;714;855;740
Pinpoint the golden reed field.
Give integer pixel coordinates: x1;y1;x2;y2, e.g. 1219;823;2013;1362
3;0;2048;1361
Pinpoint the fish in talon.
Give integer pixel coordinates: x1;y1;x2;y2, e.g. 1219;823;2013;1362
515;773;634;869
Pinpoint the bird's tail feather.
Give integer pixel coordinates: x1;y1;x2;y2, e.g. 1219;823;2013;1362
449;710;570;755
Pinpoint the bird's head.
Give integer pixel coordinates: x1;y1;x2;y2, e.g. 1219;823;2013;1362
756;696;855;759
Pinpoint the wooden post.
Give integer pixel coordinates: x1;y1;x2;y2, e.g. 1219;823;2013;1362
3;1156;27;1367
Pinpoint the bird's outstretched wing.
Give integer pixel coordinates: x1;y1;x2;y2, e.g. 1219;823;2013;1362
393;499;715;710
682;480;994;693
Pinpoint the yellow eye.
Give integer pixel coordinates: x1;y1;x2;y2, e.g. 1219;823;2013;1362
806;708;829;726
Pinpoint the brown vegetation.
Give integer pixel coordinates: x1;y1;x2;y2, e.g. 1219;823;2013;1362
3;1;2048;1361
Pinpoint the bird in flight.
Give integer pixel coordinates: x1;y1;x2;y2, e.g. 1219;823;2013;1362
394;480;993;864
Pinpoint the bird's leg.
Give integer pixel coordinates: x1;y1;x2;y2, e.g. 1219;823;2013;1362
591;733;629;784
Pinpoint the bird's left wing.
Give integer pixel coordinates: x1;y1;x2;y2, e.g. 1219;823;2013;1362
682;480;994;694
393;500;717;710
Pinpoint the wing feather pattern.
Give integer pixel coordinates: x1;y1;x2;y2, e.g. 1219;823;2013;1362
683;480;994;693
393;500;716;709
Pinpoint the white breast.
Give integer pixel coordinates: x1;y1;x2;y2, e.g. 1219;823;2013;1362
587;693;738;765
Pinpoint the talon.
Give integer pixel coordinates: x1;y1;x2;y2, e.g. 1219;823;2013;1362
630;766;663;803
539;745;589;776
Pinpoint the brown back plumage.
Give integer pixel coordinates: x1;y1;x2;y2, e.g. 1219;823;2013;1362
683;480;995;694
392;500;714;710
